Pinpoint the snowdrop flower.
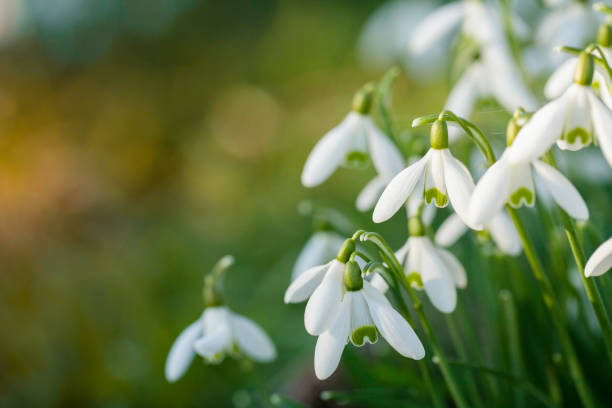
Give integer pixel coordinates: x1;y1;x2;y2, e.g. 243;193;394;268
285;238;357;335
435;212;521;255
508;52;612;167
373;119;479;229
301;85;404;187
293;227;345;281
314;260;425;380
470;114;589;227
395;217;467;314
537;0;599;55
165;256;276;383
585;236;612;277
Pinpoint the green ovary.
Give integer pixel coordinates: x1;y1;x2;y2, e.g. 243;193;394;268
424;188;448;207
509;187;534;207
351;326;378;346
563;127;591;146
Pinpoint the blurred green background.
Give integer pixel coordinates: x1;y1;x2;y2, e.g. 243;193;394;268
1;1;611;407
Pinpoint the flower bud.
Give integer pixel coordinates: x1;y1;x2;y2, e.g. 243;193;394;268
336;239;356;263
573;52;594;86
430;119;449;150
408;216;425;237
598;23;612;47
343;260;363;291
506;117;521;147
352;83;375;114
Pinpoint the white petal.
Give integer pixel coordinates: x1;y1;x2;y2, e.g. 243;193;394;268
507;87;573;164
444;63;482;120
349;291;377;346
441;149;480;230
585;237;612;277
487;212;522;255
230;313;277;362
434;213;468;247
164;319;202;383
532;160;589;220
395;240;411;265
469;156;511;227
544;57;577;100
558;86;592;151
409;2;465;55
292;233;329;281
366;118;405;178
285;261;331;303
436;248;467;289
314;295;352;380
420;240;457;313
362;281;425;359
304;261;345;335
424;149;447;207
508;161;535;208
356;176;387;212
587;90;612;167
193;325;232;361
369;273;390;293
373;151;430;223
301;113;355;187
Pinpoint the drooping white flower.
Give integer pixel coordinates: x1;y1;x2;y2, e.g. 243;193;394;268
314;261;424;380
301;87;404;188
373;120;480;229
435;211;522;255
395;234;467;314
469;150;589;227
585;236;612;277
293;230;345;281
508;53;612;167
165;306;276;383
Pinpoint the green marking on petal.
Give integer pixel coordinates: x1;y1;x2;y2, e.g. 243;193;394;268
509;187;534;207
407;272;423;289
424;188;448;207
563;127;591;146
351;326;378;346
345;151;369;168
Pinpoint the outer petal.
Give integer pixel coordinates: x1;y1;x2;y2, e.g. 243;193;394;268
532;160;589;221
292;233;329;281
441;149;480;230
304;261;345;335
164;320;202;383
436;248;467;289
193;325;232;361
369;273;390;293
434;213;468;247
587;91;612;167
585;237;612;277
363;281;425;359
507;87;573;164
301;113;355;187
544;57;577;100
445;63;482;119
314;295;352;380
366;118;405;178
394;240;411;265
469;155;511;227
487;212;522;255
356;176;387;212
420;240;457;313
373;151;430;223
409;2;465;55
285;261;331;303
230;313;277;362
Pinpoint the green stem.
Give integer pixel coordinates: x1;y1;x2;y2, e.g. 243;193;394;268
506;207;597;408
362;232;470;408
499;290;525;408
559;210;612;364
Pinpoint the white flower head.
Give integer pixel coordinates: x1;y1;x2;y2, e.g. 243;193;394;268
314;260;425;380
508;52;612;167
373;119;480;230
435;212;521;256
301;85;404;187
585;236;612;277
165;306;276;383
396;230;467;314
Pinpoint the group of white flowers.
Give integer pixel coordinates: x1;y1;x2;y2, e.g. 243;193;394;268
162;0;612;396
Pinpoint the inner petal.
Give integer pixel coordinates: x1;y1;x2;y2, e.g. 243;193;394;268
424;151;448;207
559;87;592;151
508;162;535;208
349;291;378;347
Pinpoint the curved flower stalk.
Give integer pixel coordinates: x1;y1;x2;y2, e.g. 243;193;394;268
373;119;480;229
508;52;612;167
435;212;521;255
470;112;589;227
165;256;276;383
314;260;425;380
585;236;612;277
301;84;404;188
